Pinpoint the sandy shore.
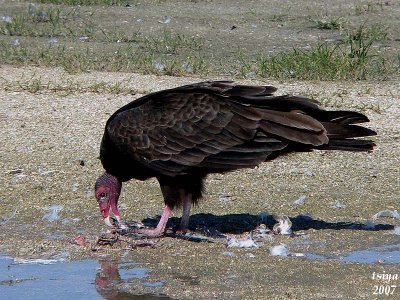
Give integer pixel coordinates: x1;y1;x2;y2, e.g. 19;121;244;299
0;65;399;299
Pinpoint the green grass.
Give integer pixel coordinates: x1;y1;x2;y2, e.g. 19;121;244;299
0;39;208;76
244;25;396;81
0;6;94;38
0;73;145;95
140;31;204;55
257;43;348;80
0;26;396;79
0;3;398;80
0;4;206;76
311;16;344;30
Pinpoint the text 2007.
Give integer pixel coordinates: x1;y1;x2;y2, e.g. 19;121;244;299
373;285;397;296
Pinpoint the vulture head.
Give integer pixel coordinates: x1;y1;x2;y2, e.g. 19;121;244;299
94;172;122;227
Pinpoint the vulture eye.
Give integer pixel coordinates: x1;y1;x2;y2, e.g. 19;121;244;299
99;192;107;201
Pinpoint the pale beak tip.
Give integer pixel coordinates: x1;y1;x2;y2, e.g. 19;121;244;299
104;215;127;229
104;216;113;227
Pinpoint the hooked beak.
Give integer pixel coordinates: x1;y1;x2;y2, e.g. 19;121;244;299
99;202;112;226
99;200;126;229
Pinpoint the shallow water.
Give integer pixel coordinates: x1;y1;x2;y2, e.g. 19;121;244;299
305;244;400;264
339;244;400;264
1;243;399;298
0;255;169;299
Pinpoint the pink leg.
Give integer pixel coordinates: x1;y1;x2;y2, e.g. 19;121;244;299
177;193;192;233
134;205;172;237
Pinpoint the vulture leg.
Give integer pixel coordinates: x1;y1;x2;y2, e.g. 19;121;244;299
132;205;172;237
153;205;172;235
177;193;192;233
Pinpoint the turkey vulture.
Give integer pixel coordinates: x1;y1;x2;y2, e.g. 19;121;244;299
94;81;376;237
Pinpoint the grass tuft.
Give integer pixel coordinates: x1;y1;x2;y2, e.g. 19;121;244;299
0;73;144;95
311;16;345;30
254;25;394;80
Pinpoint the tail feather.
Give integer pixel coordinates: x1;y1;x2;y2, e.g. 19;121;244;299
322;110;370;124
319;139;376;151
319;110;376;151
322;123;377;139
215;84;377;153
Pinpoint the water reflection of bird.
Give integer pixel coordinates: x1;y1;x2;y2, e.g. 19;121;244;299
95;259;122;299
94;81;376;237
95;260;168;300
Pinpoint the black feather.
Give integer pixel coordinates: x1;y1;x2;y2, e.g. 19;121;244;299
99;81;376;208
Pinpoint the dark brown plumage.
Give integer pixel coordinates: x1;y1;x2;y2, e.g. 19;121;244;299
94;81;376;236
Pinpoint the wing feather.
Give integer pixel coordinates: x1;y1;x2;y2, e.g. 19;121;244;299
105;82;332;176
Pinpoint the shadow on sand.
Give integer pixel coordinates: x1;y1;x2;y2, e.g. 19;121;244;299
142;213;394;235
